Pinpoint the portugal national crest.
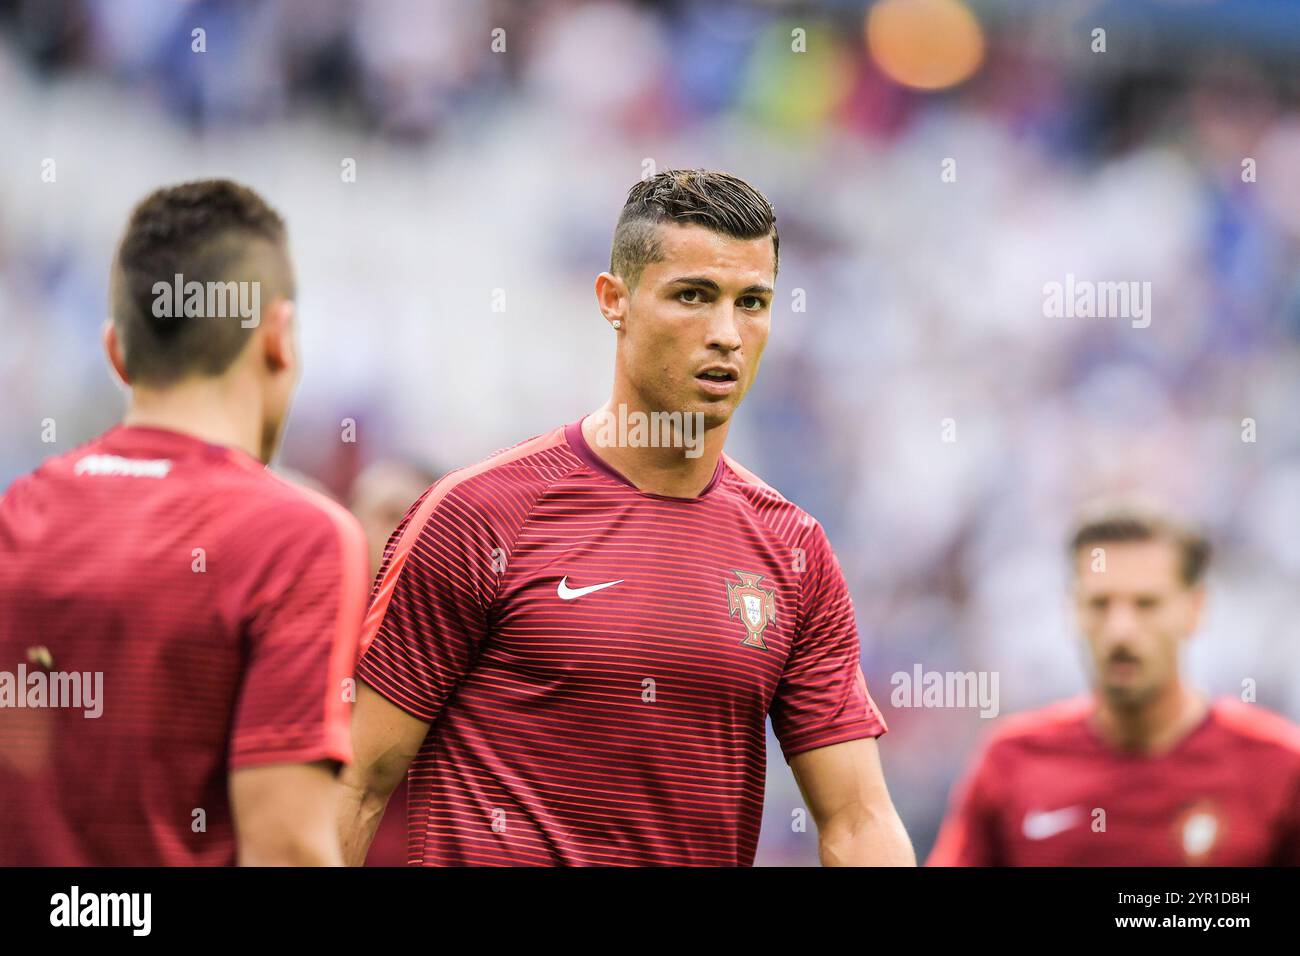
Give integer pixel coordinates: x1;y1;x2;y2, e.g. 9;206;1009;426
1173;801;1221;865
726;570;776;649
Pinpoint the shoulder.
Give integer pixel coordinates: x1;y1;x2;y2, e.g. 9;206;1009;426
0;467;34;503
405;425;582;534
720;452;824;546
8;431;119;489
267;473;365;548
1210;698;1300;763
229;470;367;570
979;696;1095;759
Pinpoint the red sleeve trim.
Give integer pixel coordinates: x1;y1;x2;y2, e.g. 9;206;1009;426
779;715;888;762
353;672;439;724
229;739;352;771
295;486;369;764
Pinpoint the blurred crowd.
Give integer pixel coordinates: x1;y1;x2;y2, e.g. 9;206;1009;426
2;0;1299;864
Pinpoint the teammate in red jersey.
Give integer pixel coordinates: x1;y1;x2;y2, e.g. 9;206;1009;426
0;180;368;866
338;169;914;866
928;504;1300;866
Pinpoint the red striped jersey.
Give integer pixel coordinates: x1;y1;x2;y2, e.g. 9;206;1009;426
927;696;1300;866
357;418;886;866
0;425;368;866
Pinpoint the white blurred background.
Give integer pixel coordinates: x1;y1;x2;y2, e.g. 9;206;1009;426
2;0;1299;864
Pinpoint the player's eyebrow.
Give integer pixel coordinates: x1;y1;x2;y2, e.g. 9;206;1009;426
667;276;721;291
667;276;774;296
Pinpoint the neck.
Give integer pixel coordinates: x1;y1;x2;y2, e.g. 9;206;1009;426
1091;679;1206;756
581;397;729;498
123;374;266;464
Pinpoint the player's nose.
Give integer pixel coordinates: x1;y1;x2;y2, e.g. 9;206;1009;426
1100;601;1141;640
703;303;743;353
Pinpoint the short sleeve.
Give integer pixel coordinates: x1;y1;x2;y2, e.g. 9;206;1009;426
926;741;1005;866
229;497;369;770
769;521;887;761
355;483;498;723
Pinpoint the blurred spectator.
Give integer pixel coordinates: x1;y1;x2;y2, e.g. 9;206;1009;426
350;459;441;576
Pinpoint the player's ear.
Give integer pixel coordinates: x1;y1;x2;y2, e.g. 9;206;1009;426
595;272;629;330
260;298;297;375
102;319;131;387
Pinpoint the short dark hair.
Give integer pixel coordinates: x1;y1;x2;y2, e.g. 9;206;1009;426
111;179;293;386
610;169;778;287
1068;503;1211;587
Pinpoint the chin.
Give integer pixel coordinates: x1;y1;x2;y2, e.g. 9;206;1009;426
684;393;741;428
1101;681;1154;710
699;407;734;431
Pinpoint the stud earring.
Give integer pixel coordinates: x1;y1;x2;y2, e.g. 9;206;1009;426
612;320;622;330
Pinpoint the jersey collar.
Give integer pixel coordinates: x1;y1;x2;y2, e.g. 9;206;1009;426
564;417;725;502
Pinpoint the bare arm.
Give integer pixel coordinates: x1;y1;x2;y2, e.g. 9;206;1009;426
789;737;916;867
230;761;344;866
337;682;431;866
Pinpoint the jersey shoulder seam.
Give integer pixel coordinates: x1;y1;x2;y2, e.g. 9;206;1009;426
408;425;583;602
431;424;582;519
719;454;819;538
985;696;1094;750
1212;698;1300;759
266;473;367;557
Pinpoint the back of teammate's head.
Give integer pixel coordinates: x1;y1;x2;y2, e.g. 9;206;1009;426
106;180;299;462
109;179;295;386
610;169;779;289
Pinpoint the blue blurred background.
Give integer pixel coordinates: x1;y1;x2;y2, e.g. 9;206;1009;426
2;0;1299;864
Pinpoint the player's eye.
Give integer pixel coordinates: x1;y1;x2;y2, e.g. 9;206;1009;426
738;295;767;311
1135;596;1159;610
1089;597;1109;611
678;288;706;304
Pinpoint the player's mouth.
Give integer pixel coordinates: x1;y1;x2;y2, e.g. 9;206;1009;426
1106;656;1142;679
694;365;739;396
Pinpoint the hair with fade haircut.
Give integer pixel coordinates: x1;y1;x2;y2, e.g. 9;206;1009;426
610;169;778;288
1068;501;1212;587
110;178;294;387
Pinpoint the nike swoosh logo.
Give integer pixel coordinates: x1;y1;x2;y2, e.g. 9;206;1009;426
556;576;624;600
1022;807;1083;840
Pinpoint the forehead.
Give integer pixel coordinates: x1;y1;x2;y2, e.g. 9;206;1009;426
1074;538;1184;591
641;222;776;284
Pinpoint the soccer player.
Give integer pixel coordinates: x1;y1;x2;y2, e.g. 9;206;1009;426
0;180;368;865
338;169;914;866
928;504;1300;866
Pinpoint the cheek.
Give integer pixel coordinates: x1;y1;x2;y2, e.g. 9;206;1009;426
631;318;687;369
631;328;674;375
1077;603;1101;633
623;322;681;390
1142;624;1178;670
1163;615;1189;655
738;321;769;385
